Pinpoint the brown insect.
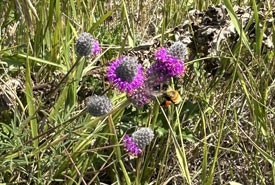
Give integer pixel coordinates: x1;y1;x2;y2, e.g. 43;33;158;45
162;86;182;107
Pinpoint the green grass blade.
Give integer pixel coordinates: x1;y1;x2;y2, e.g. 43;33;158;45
88;9;114;33
205;58;238;185
158;99;192;184
223;0;254;57
24;40;39;181
108;116;131;185
121;0;135;46
251;0;262;56
200;105;208;184
18;54;66;69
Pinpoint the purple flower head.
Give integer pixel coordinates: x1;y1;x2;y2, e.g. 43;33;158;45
155;48;168;61
139;48;186;96
123;134;142;156
123;128;154;156
92;39;101;55
127;85;155;107
87;95;112;117
147;58;185;80
150;48;186;79
167;41;188;61
75;32;101;56
107;56;144;93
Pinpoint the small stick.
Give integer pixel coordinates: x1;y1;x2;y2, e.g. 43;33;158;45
64;147;87;185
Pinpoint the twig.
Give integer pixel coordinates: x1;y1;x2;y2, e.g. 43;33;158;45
64;147;87;185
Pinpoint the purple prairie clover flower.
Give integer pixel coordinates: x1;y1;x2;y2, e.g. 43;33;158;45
151;48;186;78
167;41;189;61
155;48;168;61
142;47;186;96
75;32;101;56
127;85;155;107
123;128;154;156
87;95;112;117
132;128;154;148
107;56;144;93
92;39;101;55
147;58;185;80
123;134;142;156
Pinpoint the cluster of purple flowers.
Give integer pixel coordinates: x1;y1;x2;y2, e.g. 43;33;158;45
107;43;187;108
106;44;187;155
75;32;187;156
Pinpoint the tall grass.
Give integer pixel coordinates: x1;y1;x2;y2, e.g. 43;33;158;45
0;0;274;184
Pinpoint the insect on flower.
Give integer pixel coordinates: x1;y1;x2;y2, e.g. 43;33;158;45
162;85;182;107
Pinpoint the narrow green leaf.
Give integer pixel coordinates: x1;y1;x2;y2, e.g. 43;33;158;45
121;0;135;46
18;54;66;69
88;9;114;33
223;0;254;57
251;0;262;55
25;52;38;155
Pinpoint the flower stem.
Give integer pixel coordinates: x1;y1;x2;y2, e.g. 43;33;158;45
108;115;131;185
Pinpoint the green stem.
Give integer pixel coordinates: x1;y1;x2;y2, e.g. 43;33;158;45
108;116;131;185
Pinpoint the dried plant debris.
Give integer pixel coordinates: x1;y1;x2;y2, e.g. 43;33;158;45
176;5;274;56
234;5;274;49
191;5;235;56
0;79;23;111
169;4;274;75
172;5;234;59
